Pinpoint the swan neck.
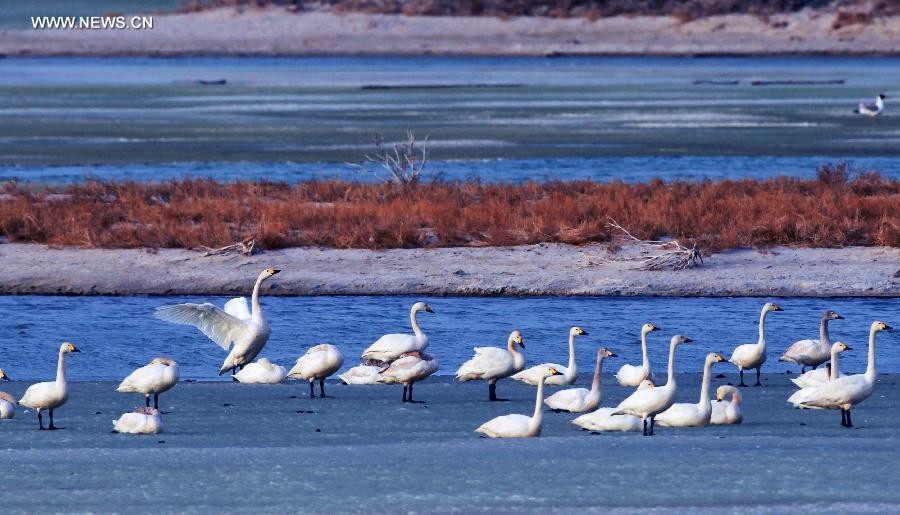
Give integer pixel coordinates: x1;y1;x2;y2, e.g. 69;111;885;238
590;356;603;395
699;359;713;406
410;306;423;339
567;333;576;370
56;348;67;385
866;326;877;378
820;317;831;345
757;309;768;349
530;377;545;433
251;274;264;321
830;347;841;380
667;340;677;385
640;330;650;371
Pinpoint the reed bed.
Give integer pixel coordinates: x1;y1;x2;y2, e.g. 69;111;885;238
1;170;897;251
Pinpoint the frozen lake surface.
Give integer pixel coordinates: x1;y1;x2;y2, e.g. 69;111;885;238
1;376;899;513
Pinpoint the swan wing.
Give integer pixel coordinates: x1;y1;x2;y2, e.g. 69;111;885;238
475;414;531;438
19;381;56;409
289;346;344;379
512;363;566;385
544;388;588;412
378;355;438;384
0;392;17;404
156;303;251;351
117;363;166;393
223;297;252;322
615;363;644;386
339;365;382;385
455;347;513;380
615;385;664;416
781;339;823;360
654;403;703;427
362;334;422;361
572;407;642;432
728;344;758;367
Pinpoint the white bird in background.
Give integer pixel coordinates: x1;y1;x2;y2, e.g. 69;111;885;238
455;330;526;401
155;268;281;378
655;353;725;428
19;342;81;430
729;302;783;387
0;391;17;420
234;358;287;384
475;368;563;438
288;344;345;397
512;326;586;386
116;358;179;409
377;351;439;403
780;310;844;373
615;323;659;386
362;302;434;362
614;335;692;436
788;321;891;427
112;407;163;435
854;93;886;116
791;342;849;388
710;385;743;426
570;380;654;433
544;347;617;413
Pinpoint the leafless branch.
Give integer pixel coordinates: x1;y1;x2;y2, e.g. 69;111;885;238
354;131;428;188
197;238;260;257
598;219;703;271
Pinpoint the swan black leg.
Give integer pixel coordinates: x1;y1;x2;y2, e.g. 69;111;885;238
145;395;151;408
840;409;847;427
642;418;648;436
801;365;806;373
309;381;315;398
38;411;45;430
738;369;747;387
402;385;409;402
408;383;414;402
319;378;326;398
231;366;238;382
649;417;655;436
48;409;60;430
754;368;762;387
488;382;508;402
154;393;159;410
845;409;854;428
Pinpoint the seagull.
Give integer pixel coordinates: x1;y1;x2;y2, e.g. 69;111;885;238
854;93;886;116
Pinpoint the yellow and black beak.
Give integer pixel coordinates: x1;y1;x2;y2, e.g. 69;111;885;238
608;351;618;357
883;323;894;331
518;339;525;349
0;374;8;381
271;269;282;275
425;305;435;314
772;305;783;312
682;337;693;343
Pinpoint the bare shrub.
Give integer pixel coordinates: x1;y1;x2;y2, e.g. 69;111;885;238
354;131;428;188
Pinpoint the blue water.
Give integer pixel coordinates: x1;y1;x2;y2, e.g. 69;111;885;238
1;295;896;381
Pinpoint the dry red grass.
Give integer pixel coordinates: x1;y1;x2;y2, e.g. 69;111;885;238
1;170;897;251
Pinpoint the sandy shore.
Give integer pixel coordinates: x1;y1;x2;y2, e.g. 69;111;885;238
0;243;896;296
2;375;900;512
2;8;899;56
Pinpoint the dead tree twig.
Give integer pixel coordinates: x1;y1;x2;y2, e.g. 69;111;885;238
599;219;703;271
197;239;260;257
352;131;428;188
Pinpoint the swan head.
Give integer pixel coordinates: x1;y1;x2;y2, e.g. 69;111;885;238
544;367;563;378
598;348;617;359
873;321;892;332
764;303;783;313
641;323;659;334
412;302;435;314
716;385;738;402
671;335;692;346
508;330;525;349
570;326;588;337
832;341;851;353
150;357;177;366
0;369;8;381
824;310;844;321
257;358;272;366
638;380;655;389
707;353;726;364
260;268;281;281
60;342;80;354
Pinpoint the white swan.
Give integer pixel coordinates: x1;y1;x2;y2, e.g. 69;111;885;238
19;342;81;430
475;368;562;438
655;353;725;428
339;365;382;385
377;351;439;403
570;380;654;433
780;310;844;372
116;358;179;409
288;344;345;397
233;358;287;384
788;321;891;427
790;342;849;388
0;391;16;420
729;302;782;386
155;268;280;377
545;348;617;413
613;335;692;436
455;330;526;401
710;385;743;425
112;407;163;434
512;327;586;386
787;342;848;408
615;323;659;386
361;302;434;362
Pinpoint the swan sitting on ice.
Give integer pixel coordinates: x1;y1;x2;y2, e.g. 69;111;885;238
729;302;782;387
117;358;179;409
545;348;617;413
613;335;692;436
780;310;844;373
339;365;382;385
20;342;81;430
512;327;586;386
710;385;743;425
475;368;563;438
655;353;725;428
377;351;438;403
155;268;281;377
112;407;163;434
0;391;17;420
362;302;434;362
288;344;345;397
791;342;849;388
234;358;287;384
570;380;654;433
615;323;659;386
456;330;526;401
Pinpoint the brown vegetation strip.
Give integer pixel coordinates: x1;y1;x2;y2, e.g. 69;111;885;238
0;170;897;251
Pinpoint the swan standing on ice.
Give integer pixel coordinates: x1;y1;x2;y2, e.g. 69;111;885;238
780;310;843;373
788;342;849;408
615;323;659;386
788;322;891;427
155;268;281;378
456;330;526;401
710;385;743;425
475;368;563;438
655;353;725;428
112;407;163;434
545;348;617;413
116;358;179;409
0;392;17;420
377;351;438;403
512;327;586;386
570;380;654;433
791;342;849;388
362;302;434;362
729;302;783;387
234;358;287;384
613;335;692;436
288;344;345;397
19;342;81;430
